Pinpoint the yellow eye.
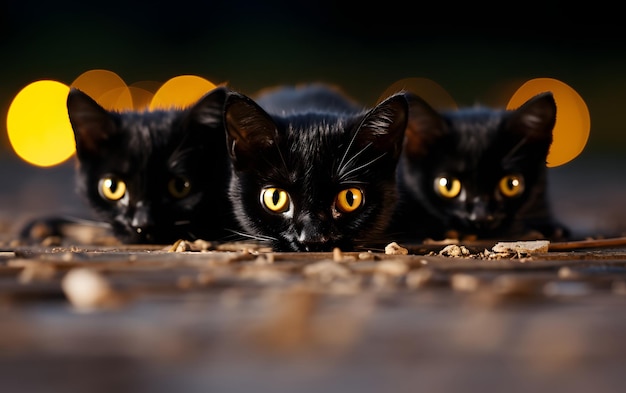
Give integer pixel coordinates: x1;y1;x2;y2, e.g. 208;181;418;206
262;187;290;213
335;187;363;213
499;175;525;197
435;176;461;198
168;176;191;199
99;176;126;201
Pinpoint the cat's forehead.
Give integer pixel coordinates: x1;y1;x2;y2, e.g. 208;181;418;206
90;112;187;174
260;128;358;187
284;112;353;134
280;114;356;155
119;110;181;133
445;109;504;135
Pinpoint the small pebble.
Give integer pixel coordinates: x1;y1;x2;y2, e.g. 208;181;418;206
451;273;481;292
18;262;56;283
333;247;344;262
492;240;550;254
303;260;352;283
375;260;409;276
440;245;471;257
405;267;444;289
62;268;120;311
385;242;408;255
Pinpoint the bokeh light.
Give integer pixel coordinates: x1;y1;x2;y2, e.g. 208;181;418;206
6;80;74;167
97;86;134;111
377;77;457;110
149;75;217;110
71;69;132;111
5;70;222;168
507;78;590;168
129;81;162;110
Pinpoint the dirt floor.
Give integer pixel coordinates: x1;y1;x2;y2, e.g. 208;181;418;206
1;151;626;393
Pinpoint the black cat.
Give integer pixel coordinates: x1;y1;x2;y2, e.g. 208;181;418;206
223;84;409;252
28;86;238;244
392;91;569;242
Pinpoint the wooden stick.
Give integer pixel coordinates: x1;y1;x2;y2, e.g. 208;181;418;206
549;236;626;251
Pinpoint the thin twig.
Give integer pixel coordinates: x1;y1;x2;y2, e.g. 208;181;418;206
549;236;626;251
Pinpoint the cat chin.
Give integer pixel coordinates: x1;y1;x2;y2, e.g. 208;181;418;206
114;226;175;244
115;231;152;244
274;239;353;253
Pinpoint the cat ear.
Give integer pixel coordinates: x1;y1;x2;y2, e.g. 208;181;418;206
403;92;447;159
224;92;278;170
185;86;229;129
67;88;117;158
355;93;408;160
506;92;556;142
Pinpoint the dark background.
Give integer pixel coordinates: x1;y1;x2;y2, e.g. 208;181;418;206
2;2;625;144
1;1;625;237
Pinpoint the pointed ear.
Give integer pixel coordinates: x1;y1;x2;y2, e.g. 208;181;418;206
224;92;278;170
67;88;117;158
507;91;556;142
185;86;229;129
355;93;408;160
403;92;447;159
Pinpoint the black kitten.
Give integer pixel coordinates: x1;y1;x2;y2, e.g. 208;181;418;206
392;91;569;242
223;84;408;252
64;86;236;244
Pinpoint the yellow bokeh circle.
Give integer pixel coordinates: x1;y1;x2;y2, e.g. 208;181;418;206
507;78;590;167
150;75;217;110
71;69;133;111
6;80;75;167
5;72;221;167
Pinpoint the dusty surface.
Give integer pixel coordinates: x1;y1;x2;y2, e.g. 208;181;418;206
1;152;626;393
2;241;626;393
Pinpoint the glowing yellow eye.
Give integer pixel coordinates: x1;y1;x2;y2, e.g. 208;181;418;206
99;177;126;201
168;176;191;199
262;187;290;213
499;175;525;197
335;188;363;213
435;176;461;198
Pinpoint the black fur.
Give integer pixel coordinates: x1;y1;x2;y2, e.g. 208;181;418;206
391;91;569;242
224;84;408;252
67;86;237;244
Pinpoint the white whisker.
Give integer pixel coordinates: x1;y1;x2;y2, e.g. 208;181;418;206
226;228;276;242
338;142;373;178
337;123;363;174
339;152;386;181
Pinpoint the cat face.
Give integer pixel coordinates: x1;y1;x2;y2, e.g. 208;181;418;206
397;92;557;238
67;86;234;244
224;87;408;252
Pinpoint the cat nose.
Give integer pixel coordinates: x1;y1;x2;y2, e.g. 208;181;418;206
131;202;153;231
297;230;330;248
296;216;330;251
468;199;494;225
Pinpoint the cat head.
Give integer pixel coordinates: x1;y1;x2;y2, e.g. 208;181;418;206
399;91;556;235
224;90;408;251
67;86;232;243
